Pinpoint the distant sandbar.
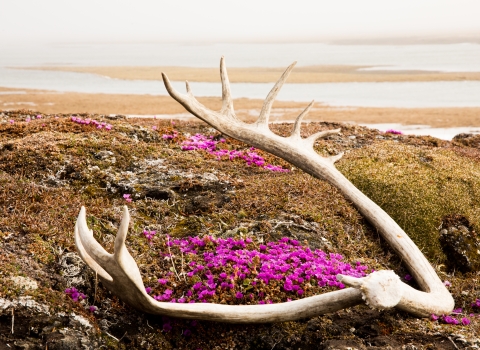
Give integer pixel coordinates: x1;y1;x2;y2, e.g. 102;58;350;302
17;66;480;83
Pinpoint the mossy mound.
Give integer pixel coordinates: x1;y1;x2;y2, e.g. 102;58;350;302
339;142;480;264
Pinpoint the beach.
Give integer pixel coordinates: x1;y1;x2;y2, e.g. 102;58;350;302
2;86;480;130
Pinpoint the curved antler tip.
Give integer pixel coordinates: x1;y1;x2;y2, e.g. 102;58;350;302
78;206;87;222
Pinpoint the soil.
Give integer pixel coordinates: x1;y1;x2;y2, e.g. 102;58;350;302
0;110;479;349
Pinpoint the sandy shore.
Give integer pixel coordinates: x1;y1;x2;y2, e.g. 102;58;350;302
1;87;480;128
18;65;480;83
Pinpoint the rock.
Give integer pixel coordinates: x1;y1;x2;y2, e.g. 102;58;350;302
94;150;114;159
10;276;38;291
439;215;480;273
321;339;366;350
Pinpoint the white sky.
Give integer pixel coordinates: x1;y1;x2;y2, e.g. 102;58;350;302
1;0;479;44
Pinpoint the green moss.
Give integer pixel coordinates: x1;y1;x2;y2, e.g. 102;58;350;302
339;141;480;263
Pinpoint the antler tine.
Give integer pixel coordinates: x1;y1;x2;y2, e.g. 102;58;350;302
256;61;297;128
185;80;192;94
74;206;113;282
329;152;344;164
305;128;342;148
291;100;314;139
220;56;235;116
113;206;130;262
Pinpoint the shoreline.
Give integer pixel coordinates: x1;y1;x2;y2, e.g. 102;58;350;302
1;87;480;130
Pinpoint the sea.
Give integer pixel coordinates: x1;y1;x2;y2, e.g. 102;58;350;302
1;41;480;139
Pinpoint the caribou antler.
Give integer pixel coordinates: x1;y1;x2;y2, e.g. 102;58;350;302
75;57;454;322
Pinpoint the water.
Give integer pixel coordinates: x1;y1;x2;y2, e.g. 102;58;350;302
2;42;480;71
1;67;480;108
361;123;480;140
1;42;480;108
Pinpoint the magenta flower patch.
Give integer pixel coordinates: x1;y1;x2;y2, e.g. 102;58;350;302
70;116;112;131
180;133;288;172
145;235;369;305
65;287;86;302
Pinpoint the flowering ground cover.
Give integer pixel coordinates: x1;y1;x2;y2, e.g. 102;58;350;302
144;235;368;305
180;133;289;172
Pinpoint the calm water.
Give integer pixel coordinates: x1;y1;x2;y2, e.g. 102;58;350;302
1;67;480;108
2;42;480;71
1;42;480;108
361;123;480;140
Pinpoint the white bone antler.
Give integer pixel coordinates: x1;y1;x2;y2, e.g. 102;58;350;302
75;57;454;322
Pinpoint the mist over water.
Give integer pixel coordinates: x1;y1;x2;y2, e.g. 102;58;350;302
2;42;480;71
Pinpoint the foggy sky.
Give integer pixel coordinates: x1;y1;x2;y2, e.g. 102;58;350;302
1;0;479;44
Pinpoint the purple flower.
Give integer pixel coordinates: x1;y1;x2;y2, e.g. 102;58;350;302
431;314;439;321
442;315;459;325
235;292;243;299
88;305;98;312
163;322;172;332
461;317;471;325
123;193;132;203
385;129;402;135
65;287;86;302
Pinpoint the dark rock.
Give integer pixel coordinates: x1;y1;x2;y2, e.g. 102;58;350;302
439;215;480;273
452;133;480;148
321;339;366;350
46;333;81;350
140;186;175;200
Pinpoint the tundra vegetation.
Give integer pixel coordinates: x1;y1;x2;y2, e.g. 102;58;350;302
0;109;480;349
